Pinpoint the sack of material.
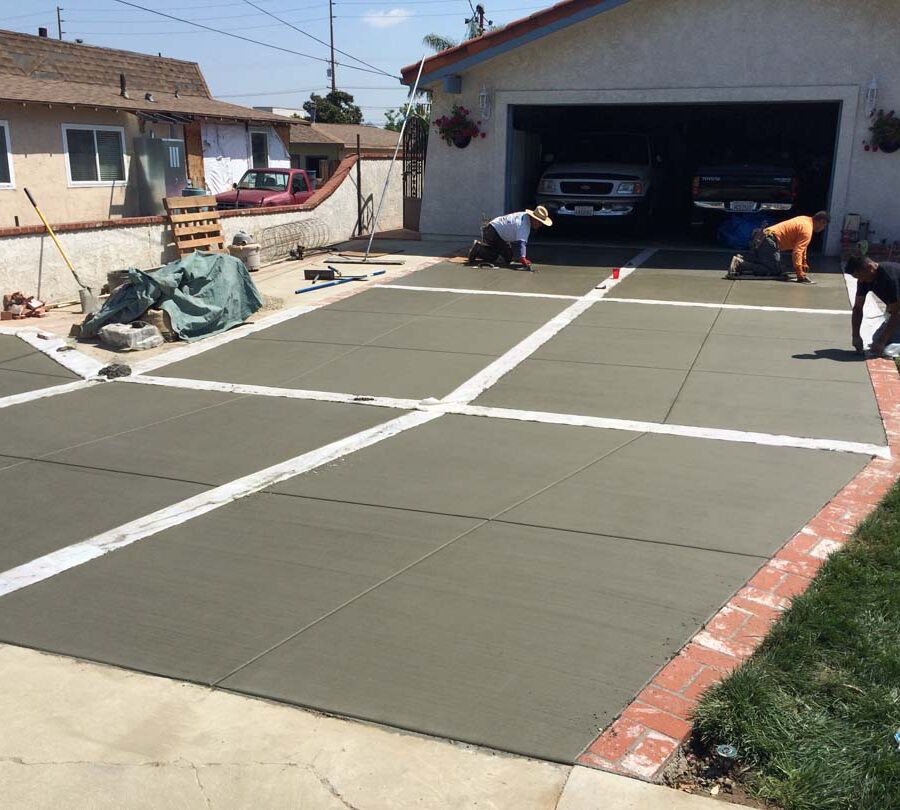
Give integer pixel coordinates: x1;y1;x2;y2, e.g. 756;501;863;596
81;252;263;342
98;321;164;351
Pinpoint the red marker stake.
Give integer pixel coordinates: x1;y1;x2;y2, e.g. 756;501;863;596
611;268;620;280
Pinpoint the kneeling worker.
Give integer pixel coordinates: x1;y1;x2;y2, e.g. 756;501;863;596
727;212;830;283
846;255;900;355
467;206;553;270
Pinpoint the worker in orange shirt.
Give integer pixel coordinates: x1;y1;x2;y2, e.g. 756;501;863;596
727;212;830;283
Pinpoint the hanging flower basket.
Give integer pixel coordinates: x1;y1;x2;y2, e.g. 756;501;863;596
868;109;900;153
433;104;485;147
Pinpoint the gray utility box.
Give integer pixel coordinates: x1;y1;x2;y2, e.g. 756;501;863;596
133;137;187;215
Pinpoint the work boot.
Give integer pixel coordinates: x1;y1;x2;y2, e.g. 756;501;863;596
466;240;479;265
725;255;742;279
796;275;816;284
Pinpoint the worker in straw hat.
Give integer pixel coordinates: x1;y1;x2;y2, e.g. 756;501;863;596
467;205;553;270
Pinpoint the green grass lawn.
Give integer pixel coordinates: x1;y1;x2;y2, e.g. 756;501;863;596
692;482;900;810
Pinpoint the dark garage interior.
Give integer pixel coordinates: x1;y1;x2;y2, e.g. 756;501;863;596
508;102;840;247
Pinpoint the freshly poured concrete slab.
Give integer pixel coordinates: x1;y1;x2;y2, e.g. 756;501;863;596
270;415;638;518
502;433;868;557
245;309;416;346
388;263;506;291
0;337;79;397
0;382;239;459
0;455;19;471
154;338;354;387
533;324;705;370
279;345;492;400
668;371;885;444
474;359;687;421
694;333;871;383
428;294;570;324
0;495;479;684
328;287;461;315
476;267;607;297
725;276;850;310
579;300;719;334
641;250;733;273
527;244;637;269
611;270;732;304
0;368;76;398
48;398;401;486
369;315;540;356
221;520;759;762
712;309;849;342
0;460;207;571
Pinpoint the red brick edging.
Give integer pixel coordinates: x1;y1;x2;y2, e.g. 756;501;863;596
577;357;900;781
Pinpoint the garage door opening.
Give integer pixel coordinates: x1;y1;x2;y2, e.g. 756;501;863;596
508;102;840;248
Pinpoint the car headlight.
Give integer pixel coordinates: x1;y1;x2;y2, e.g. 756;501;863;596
616;182;642;195
538;179;555;194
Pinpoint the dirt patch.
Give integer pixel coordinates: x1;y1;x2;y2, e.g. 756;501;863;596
662;739;777;809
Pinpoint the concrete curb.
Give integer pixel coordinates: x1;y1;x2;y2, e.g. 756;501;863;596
576;355;900;781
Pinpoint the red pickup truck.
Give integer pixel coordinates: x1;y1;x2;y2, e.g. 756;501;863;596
215;168;315;210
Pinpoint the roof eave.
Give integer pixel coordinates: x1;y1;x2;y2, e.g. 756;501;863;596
401;0;631;86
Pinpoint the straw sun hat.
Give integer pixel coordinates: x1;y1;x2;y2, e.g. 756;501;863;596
526;205;553;227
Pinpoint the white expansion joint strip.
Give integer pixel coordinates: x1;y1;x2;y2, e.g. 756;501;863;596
123;375;422;411
384;284;580;301
2;328;104;378
0;410;441;598
0;379;100;411
600;297;850;316
448;404;890;459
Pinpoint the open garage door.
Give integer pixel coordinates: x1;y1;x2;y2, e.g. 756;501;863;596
507;102;840;247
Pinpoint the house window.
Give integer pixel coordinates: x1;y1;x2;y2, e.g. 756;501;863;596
63;125;126;185
0;121;13;188
250;130;268;168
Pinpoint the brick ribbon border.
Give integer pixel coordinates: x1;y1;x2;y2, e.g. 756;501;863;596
578;357;900;780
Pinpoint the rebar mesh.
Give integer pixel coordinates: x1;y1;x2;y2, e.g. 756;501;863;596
258;218;332;265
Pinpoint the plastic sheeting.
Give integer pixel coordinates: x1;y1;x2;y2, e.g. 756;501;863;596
81;252;263;342
201;124;289;193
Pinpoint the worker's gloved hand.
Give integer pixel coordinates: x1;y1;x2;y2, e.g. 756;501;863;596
520;256;533;271
853;335;865;355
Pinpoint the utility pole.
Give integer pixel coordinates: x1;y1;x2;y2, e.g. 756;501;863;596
56;6;64;40
328;0;336;92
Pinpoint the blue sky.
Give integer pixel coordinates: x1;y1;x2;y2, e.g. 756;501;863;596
0;0;546;124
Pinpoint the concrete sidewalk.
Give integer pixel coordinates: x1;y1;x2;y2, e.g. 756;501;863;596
0;643;723;810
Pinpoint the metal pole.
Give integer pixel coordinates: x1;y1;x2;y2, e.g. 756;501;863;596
364;56;426;260
355;133;362;235
56;6;63;39
328;0;336;92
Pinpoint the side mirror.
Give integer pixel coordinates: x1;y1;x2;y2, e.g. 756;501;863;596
232;183;238;190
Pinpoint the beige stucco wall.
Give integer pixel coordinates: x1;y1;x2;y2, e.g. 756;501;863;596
0;157;402;303
0;104;146;228
420;0;900;254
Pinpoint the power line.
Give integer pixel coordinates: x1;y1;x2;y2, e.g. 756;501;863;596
0;9;55;22
240;0;392;80
108;0;397;77
216;85;403;98
69;19;332;35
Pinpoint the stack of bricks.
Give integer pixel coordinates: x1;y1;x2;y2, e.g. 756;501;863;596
578;356;900;782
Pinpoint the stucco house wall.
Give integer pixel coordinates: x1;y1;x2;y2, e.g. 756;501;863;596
0;104;143;228
419;0;900;254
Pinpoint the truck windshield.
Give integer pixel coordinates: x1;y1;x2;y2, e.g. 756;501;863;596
236;171;289;191
557;134;650;165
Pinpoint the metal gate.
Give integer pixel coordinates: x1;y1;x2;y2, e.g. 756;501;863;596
402;116;428;231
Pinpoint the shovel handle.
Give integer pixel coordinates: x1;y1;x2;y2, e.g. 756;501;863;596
24;187;37;208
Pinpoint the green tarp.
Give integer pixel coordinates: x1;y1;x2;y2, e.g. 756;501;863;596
81;252;263;342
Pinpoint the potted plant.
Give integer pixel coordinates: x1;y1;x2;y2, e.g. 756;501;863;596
432;104;485;147
869;109;900;153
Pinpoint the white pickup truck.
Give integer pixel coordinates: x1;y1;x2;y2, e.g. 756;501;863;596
535;133;657;230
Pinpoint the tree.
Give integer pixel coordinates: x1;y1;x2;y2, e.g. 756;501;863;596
384;103;430;132
422;33;457;53
303;90;363;124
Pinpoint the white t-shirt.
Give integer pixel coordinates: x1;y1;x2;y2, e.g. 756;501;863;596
489;212;531;256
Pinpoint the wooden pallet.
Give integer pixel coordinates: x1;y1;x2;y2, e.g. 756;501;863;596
163;195;225;256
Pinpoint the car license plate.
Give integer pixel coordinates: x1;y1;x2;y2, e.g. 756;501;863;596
574;205;594;216
730;200;757;212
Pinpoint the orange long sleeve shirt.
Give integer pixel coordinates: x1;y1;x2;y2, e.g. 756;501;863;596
765;216;814;275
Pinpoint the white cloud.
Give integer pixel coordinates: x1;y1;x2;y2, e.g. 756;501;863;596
362;8;413;28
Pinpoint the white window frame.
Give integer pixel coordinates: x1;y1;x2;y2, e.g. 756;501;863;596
249;128;269;168
0;120;14;189
61;123;128;187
